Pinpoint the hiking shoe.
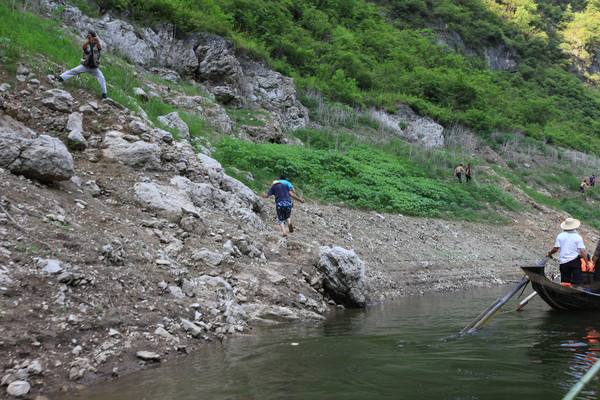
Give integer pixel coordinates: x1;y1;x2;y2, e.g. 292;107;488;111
101;93;108;99
288;223;294;233
57;76;64;83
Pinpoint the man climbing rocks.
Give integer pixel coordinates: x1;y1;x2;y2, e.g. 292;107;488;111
454;163;465;183
547;218;587;285
465;163;472;183
263;176;305;237
58;30;107;99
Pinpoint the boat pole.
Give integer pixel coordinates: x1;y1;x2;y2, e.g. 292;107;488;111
515;291;538;312
460;277;529;335
562;359;600;400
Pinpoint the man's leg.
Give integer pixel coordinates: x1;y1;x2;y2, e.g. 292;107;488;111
559;263;570;283
90;68;107;96
60;64;87;81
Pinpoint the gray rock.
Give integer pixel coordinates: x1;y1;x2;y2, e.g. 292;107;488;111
66;112;83;135
133;87;148;100
150;128;173;143
7;380;30;397
192;249;223;266
168;285;185;299
317;246;368;308
27;360;43;376
484;46;517;71
0;83;11;93
134;181;199;220
41;89;74;112
158;112;189;141
102;131;161;169
128;119;150;135
37;258;63;274
180;318;203;337
368;106;444;148
67;130;87;151
0;116;75;182
154;326;177;341
136;351;161;361
242;303;324;324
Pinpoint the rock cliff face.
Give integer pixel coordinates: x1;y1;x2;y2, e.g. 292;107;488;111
39;1;308;132
368;105;445;148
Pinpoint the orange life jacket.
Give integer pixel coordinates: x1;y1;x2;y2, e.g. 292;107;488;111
581;258;595;273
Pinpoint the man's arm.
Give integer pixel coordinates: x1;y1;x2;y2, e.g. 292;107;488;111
547;247;559;258
290;189;305;203
579;248;588;259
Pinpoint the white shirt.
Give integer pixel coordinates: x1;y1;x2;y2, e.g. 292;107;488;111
554;231;585;264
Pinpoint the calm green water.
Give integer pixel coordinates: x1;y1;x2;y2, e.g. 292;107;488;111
69;287;600;400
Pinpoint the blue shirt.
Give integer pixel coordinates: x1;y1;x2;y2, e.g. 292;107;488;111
268;182;292;204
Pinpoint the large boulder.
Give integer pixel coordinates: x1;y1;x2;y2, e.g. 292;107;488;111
317;246;368;308
0;115;74;182
102;131;161;169
134;181;198;220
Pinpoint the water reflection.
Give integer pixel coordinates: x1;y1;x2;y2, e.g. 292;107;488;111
59;288;600;400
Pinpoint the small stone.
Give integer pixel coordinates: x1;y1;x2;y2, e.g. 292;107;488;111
155;259;171;266
158;281;168;290
38;259;63;274
108;328;120;337
180;318;203;338
72;345;82;356
298;294;307;304
136;351;161;362
154;327;176;341
7;380;30;397
27;359;43;375
168;285;185;299
0;83;11;93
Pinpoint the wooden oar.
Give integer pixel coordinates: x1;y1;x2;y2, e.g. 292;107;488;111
562;358;600;400
515;291;538;312
460;277;529;335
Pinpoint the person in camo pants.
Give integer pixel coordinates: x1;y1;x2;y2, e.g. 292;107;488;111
58;30;107;99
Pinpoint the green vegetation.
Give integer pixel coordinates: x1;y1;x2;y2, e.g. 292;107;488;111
78;0;600;154
214;132;519;221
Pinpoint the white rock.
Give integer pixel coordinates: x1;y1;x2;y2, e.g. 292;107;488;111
168;285;185;299
27;359;43;375
136;351;161;361
108;328;120;337
154;326;177;341
192;249;223;266
41;89;74;113
102;131;160;170
7;380;30;397
38;259;63;274
180;318;203;337
158;112;189;141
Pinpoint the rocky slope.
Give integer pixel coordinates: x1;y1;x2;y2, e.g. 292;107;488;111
1;68;598;398
1;3;600;399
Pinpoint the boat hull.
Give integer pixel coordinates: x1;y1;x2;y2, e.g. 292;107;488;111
521;266;600;310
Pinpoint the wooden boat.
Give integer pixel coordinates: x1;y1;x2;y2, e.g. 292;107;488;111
521;265;600;310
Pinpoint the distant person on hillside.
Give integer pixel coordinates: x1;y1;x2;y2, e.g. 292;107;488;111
580;179;589;194
57;30;107;99
454;163;465;183
547;218;587;285
590;175;596;187
263;176;305;237
465;163;472;183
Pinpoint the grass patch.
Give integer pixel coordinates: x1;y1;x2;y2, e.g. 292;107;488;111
214;136;519;221
227;107;267;127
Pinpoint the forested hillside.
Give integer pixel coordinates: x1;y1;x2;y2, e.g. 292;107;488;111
75;0;600;152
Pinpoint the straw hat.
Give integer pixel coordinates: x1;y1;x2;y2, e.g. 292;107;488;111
561;217;581;231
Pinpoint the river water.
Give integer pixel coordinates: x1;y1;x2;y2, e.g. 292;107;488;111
71;287;600;400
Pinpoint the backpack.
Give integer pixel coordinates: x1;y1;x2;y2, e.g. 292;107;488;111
83;43;101;69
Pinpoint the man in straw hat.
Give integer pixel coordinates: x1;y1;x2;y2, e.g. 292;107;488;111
547;217;587;285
